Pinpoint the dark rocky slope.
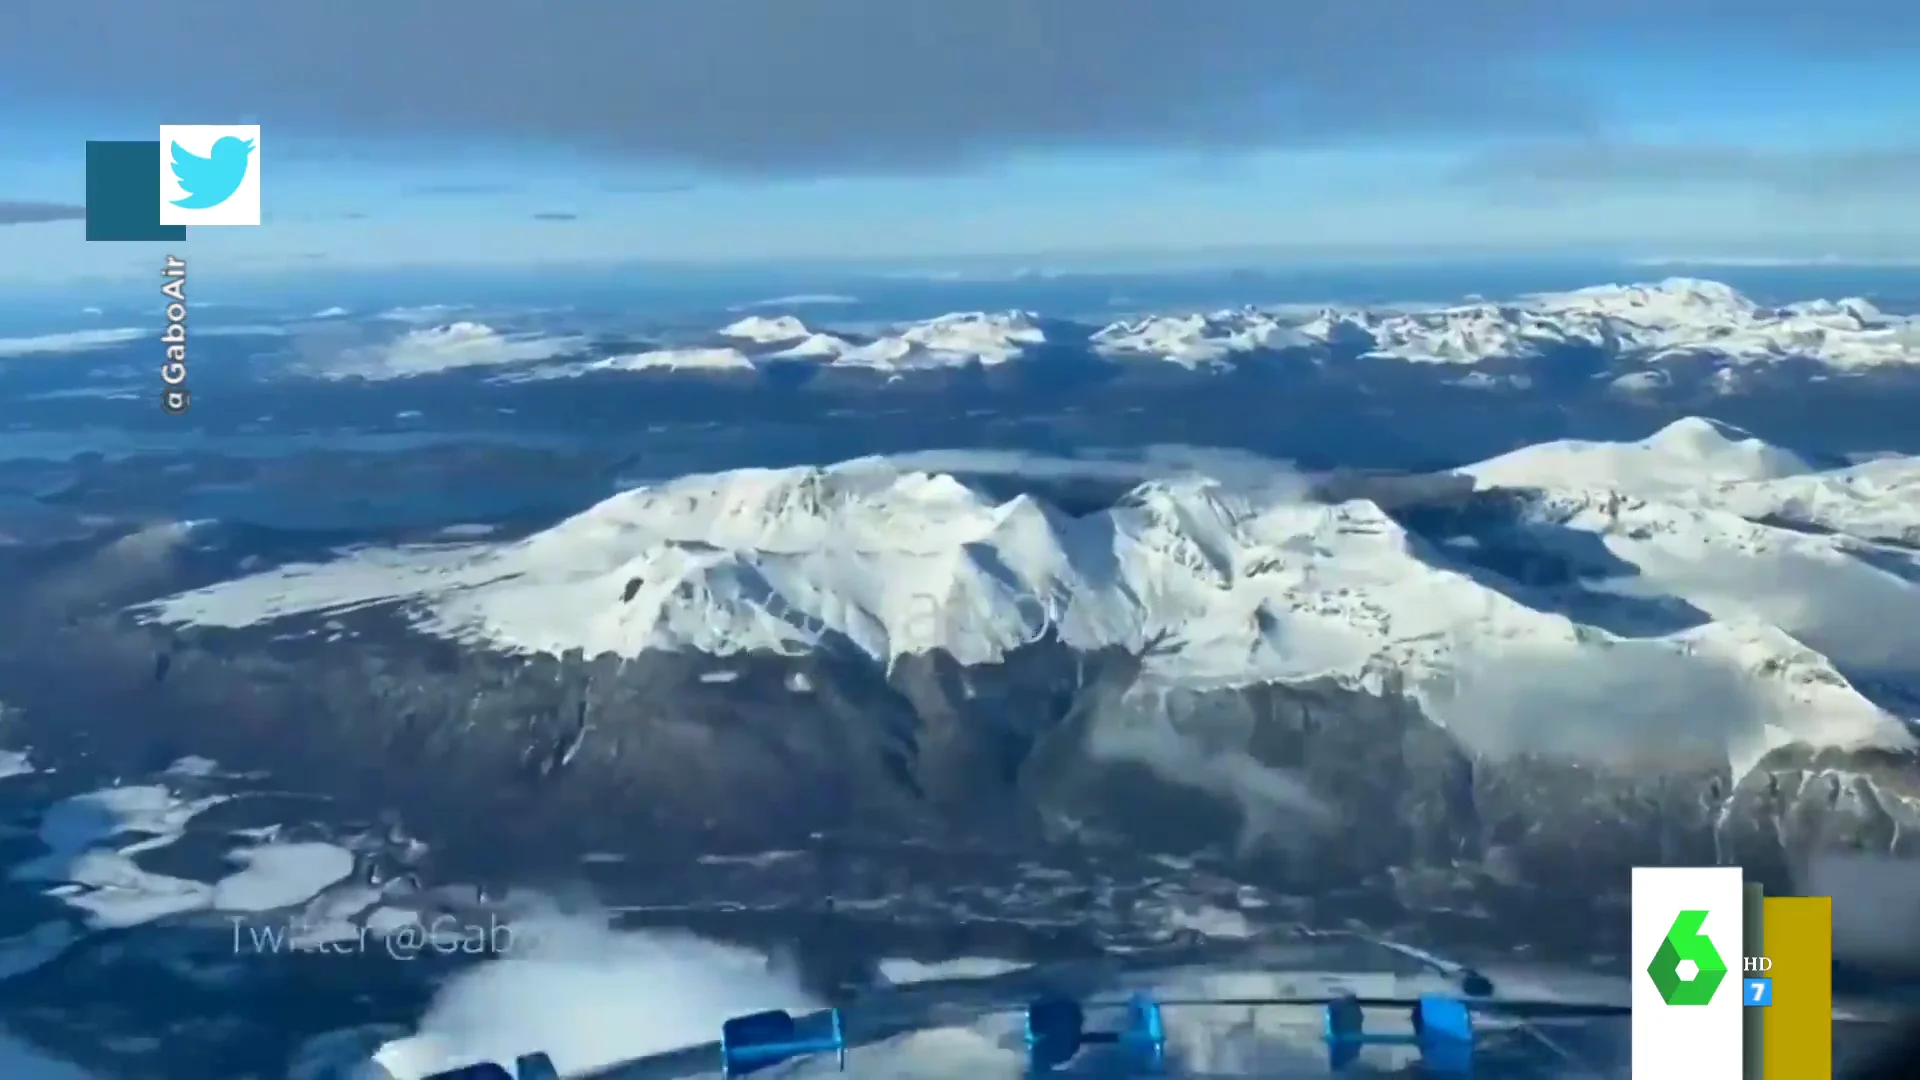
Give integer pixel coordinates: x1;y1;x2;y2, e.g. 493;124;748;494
3;605;1910;905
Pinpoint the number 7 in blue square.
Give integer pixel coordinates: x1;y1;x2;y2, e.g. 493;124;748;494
1744;977;1773;1006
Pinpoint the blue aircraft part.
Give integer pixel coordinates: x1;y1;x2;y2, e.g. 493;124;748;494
427;983;1620;1078
719;1007;846;1076
416;1045;560;1068
419;1064;491;1078
1024;995;1085;1070
513;1051;560;1080
1413;994;1474;1073
1324;993;1476;1074
1124;992;1167;1070
1323;994;1365;1071
1023;992;1166;1072
415;1050;562;1080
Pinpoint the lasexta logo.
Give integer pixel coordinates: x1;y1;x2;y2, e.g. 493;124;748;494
1646;909;1728;1005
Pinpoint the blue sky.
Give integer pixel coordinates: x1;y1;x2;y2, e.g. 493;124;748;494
4;0;1918;285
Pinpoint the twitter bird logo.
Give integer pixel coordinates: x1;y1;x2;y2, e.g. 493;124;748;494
158;125;263;226
170;136;253;209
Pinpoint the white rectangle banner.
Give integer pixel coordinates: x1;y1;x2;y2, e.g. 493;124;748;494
1632;866;1745;1080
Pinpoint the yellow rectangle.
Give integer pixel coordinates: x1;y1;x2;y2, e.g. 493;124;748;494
1762;895;1832;1080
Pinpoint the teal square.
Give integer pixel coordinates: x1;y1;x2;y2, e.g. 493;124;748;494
85;141;186;242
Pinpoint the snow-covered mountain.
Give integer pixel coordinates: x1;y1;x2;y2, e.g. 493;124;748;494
1087;279;1919;370
1714;456;1920;547
1091;309;1314;368
722;310;1050;369
723;278;1918;373
1459;416;1815;498
1461;417;1920;545
0;415;1889;943
721;315;812;344
269;278;1916;382
141;418;1918;786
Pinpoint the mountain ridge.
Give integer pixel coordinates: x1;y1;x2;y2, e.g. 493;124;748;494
133;420;1917;780
314;277;1920;382
0;419;1908;924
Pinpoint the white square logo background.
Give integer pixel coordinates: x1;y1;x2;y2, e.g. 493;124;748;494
158;125;262;226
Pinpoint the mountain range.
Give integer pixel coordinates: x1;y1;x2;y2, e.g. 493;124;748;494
138;417;1914;760
322;277;1918;382
0;417;1892;927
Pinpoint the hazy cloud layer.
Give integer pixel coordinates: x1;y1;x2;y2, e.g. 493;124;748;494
1459;142;1920;195
406;183;523;198
0;200;84;225
9;0;1918;176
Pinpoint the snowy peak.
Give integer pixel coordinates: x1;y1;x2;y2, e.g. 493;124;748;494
1786;297;1886;325
1461;417;1814;497
140;436;1920;770
291;278;1916;382
1528;277;1758;324
797;310;1048;370
1713;454;1920;546
895;310;1046;364
1641;416;1794;468
708;310;1050;370
721;315;811;343
1092;309;1308;368
767;333;853;360
1516;278;1914;367
1082;277;1917;370
1357;302;1602;364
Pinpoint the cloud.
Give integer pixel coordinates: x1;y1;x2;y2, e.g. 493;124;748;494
529;211;578;221
731;294;860;310
602;181;697;195
1430;638;1776;772
1457;141;1920;196
289;321;587;380
366;912;819;1078
0;200;84;225
406;183;523;197
10;0;1917;176
0;327;146;358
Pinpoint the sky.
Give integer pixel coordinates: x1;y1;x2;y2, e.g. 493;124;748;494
2;0;1918;285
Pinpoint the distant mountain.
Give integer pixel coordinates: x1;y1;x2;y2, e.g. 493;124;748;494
1089;279;1917;372
1460;416;1816;498
1462;416;1920;545
719;309;1053;369
286;278;1920;383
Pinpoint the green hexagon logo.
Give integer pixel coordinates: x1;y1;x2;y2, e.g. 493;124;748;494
1646;909;1728;1005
